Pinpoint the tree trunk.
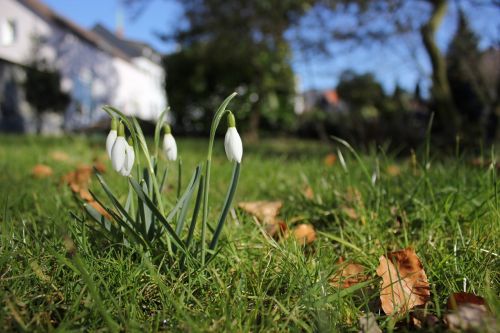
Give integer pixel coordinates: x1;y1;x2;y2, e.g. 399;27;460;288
246;108;260;142
421;0;458;137
36;112;43;134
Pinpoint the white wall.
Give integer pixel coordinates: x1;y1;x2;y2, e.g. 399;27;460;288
0;0;53;64
0;0;167;129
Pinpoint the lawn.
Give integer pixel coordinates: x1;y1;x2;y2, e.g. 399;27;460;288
0;134;498;332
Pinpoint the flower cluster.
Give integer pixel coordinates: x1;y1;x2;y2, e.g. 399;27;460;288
106;113;242;175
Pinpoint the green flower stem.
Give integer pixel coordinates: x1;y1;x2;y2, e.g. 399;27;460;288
201;92;237;264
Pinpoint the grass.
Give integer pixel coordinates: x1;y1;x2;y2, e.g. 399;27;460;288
0;134;498;332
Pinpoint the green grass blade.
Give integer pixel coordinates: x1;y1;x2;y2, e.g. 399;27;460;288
129;177;189;255
209;162;241;251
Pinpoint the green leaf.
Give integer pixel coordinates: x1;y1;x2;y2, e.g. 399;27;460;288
209;162;241;251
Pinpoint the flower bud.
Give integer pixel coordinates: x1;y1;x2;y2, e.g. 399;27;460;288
224;112;242;163
106;118;118;158
111;122;127;172
163;124;177;161
120;138;135;176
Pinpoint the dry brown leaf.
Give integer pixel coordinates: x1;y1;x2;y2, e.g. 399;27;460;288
447;292;487;310
324;153;337;167
49;151;71;162
32;164;53;178
264;220;288;239
93;160;107;174
330;257;368;289
376;248;430;316
303;186;314;200
238;200;283;225
342;206;359;220
293;224;316;245
87;200;111;220
444;293;496;331
386;164;401;177
79;189;93;202
345;187;363;206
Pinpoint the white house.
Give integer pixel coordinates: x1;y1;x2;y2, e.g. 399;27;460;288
0;0;166;132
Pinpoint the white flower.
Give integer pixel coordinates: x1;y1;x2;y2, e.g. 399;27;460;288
224;113;242;163
120;142;135;176
106;117;118;158
111;136;127;172
163;125;177;161
106;130;117;158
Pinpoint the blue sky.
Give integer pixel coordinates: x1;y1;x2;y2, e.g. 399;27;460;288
44;0;498;93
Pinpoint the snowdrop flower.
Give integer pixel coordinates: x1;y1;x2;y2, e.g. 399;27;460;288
119;138;135;176
224;112;242;163
106;117;118;158
163;124;177;161
111;122;128;172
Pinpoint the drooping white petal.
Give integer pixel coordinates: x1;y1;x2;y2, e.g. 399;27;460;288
224;127;243;163
163;133;177;161
106;130;117;158
120;144;135;176
111;137;127;172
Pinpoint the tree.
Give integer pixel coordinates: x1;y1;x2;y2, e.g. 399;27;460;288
446;10;484;137
128;0;313;139
295;0;498;139
24;60;70;133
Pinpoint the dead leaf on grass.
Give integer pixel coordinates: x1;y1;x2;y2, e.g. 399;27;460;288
32;164;53;178
238;200;285;238
324;153;337;167
303;185;314;200
376;248;430;316
87;200;111;220
292;223;316;245
49;151;71;162
444;294;496;333
238;200;283;225
93;160;107;173
330;257;368;289
447;292;488;310
264;220;288;239
386;164;401;177
341;206;359;220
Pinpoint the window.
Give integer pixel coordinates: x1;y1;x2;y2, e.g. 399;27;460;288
1;19;17;46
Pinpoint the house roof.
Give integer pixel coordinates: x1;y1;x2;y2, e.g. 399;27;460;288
18;0;131;61
92;24;162;64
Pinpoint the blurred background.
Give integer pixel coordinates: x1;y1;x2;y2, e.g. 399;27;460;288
0;0;498;150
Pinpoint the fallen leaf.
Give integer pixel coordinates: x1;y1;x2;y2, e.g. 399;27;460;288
78;189;93;202
447;292;487;310
342;206;359;220
376;248;430;316
330;257;368;289
49;151;71;162
345;187;363;206
292;224;316;245
62;164;93;190
32;164;53;178
358;312;382;333
303;186;314;200
444;303;496;332
386;164;401;177
265;220;288;239
238;200;283;225
324;153;337;166
87;200;111;220
93;160;107;174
